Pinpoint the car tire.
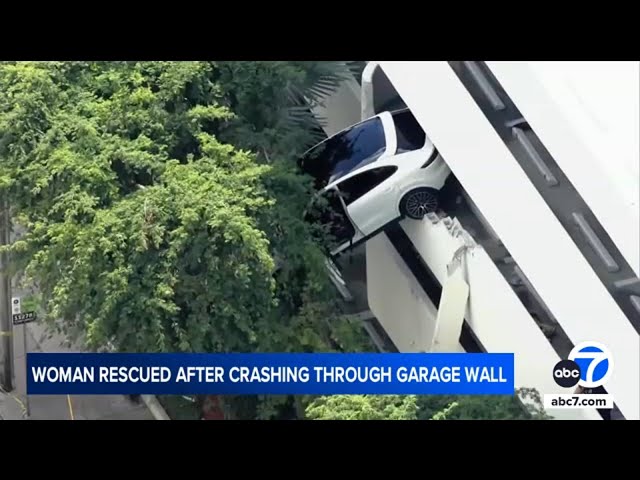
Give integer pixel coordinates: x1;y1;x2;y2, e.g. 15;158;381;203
400;187;439;220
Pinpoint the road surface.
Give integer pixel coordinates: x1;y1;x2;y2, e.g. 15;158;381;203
1;302;155;421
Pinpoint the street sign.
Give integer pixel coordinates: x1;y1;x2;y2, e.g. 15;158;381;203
10;300;35;418
12;311;37;326
12;297;21;315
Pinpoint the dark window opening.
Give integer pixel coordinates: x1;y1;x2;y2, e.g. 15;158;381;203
392;108;426;153
338;166;398;206
299;117;386;190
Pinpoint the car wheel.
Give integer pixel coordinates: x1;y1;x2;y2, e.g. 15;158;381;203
400;188;439;220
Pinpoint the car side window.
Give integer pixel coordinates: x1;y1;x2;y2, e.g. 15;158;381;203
338;166;398;206
392;109;426;153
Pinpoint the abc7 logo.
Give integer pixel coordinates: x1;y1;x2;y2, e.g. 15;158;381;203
553;341;613;388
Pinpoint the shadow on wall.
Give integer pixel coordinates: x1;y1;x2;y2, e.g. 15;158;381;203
372;67;406;113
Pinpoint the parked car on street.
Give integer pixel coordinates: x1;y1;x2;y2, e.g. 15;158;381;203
300;108;451;256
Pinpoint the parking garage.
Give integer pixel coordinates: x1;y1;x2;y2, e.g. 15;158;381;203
312;61;639;420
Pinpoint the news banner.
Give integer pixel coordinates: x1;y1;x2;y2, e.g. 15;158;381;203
27;353;514;395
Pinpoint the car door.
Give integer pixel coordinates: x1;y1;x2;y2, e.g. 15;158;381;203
305;186;360;256
336;165;399;237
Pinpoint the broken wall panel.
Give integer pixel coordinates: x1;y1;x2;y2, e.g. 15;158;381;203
401;216;601;420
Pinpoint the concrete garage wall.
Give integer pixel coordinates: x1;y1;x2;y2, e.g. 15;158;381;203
401;216;601;420
309;63;608;419
380;61;639;420
366;234;442;352
487;61;640;276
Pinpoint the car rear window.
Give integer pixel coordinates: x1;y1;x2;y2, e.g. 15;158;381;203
299;117;386;189
392;109;426;153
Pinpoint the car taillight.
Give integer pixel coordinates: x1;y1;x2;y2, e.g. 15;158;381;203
421;148;439;168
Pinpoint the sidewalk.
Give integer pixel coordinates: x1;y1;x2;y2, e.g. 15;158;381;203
1;227;159;420
1;320;155;421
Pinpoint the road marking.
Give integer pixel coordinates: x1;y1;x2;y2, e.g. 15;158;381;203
0;386;28;418
67;395;75;420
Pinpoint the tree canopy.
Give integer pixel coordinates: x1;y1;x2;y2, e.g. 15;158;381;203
305;394;461;420
305;389;550;421
0;61;370;419
306;395;421;420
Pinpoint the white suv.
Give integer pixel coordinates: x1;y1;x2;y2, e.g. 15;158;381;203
300;108;451;256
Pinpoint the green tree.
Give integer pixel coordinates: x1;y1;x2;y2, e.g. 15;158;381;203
305;388;550;421
416;388;551;420
0;61;370;419
305;394;461;420
306;395;420;420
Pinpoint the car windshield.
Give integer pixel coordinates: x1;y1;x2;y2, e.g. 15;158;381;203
299;117;386;190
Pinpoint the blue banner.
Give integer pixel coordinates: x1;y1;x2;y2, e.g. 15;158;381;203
27;353;515;395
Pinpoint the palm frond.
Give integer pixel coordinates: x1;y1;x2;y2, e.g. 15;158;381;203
281;61;364;147
286;105;326;129
345;61;367;82
285;61;358;105
283;105;327;147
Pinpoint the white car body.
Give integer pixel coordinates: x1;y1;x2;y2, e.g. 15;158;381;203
301;108;451;256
